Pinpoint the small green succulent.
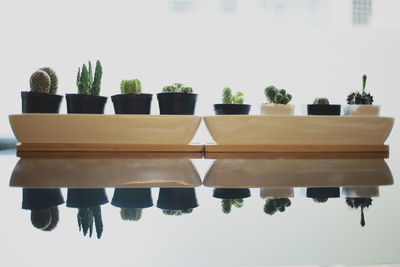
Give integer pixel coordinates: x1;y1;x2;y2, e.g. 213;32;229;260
222;88;244;104
76;60;103;95
264;86;292;104
263;198;291;215
30;70;51;93
221;198;244;214
77;206;103;239
120;208;142;221
346;197;372;227
162;209;193;216
30;206;60;231
162;83;193;93
347;74;373;105
313;97;330;105
120;79;141;94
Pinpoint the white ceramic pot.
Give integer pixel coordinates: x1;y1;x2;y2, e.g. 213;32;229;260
342;186;380;197
260;103;295;115
260;188;294;199
345;105;380;116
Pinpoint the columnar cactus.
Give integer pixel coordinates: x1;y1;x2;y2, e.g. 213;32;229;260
222;87;244;104
347;74;373;105
76;60;103;95
120;208;142;221
313;97;330;105
77;206;103;239
162;83;193;93
39;67;58;94
264;86;292;104
120;79;142;94
30;70;51;93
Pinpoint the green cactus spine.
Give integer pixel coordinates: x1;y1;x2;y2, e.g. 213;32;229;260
76;60;103;96
39;67;58;94
30;70;51;93
120;79;142;94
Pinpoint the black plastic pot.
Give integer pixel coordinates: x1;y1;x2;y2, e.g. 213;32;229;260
22;189;65;210
214;104;251;115
306;187;340;198
111;188;153;209
156;188;198;210
213;188;251;199
66;188;109;208
111;94;152;114
307;104;341;116
157;92;197;115
66;94;107;114
21;91;63;113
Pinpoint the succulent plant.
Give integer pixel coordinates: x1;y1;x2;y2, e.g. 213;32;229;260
39;67;58;94
42;207;60;231
30;208;52;229
313;97;330;105
162;209;193;216
222;87;244;104
313;197;328;203
77;206;103;239
120;208;142;221
76;60;103;95
265;86;292;104
162;83;193;93
346;197;372;227
120;79;141;94
347;74;373;105
263;198;291;215
30;70;51;93
221;198;244;214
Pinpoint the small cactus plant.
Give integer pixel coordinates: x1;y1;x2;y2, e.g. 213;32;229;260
39;67;58;94
313;97;330;105
347;74;373;105
162;83;193;93
77;206;103;239
30;70;51;93
222;88;244;104
346;197;372;227
263;198;291;215
264;86;292;104
221;198;244;214
120;79;141;94
76;60;103;96
120;208;142;221
30;206;60;231
162;209;193;216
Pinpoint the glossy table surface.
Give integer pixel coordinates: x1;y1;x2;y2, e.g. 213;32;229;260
1;148;399;267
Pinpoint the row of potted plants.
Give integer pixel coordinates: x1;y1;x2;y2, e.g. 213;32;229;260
22;63;379;116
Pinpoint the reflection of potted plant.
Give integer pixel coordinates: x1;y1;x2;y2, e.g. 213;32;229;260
307;97;341;116
263;198;291;215
261;86;294;115
346;197;372;227
111;79;152;114
111;188;153;221
66;188;108;239
157;83;197;115
21;67;63;113
346;74;379;116
66;60;107;114
306;187;340;203
214;87;251;115
157;188;198;215
213;188;250;214
22;188;64;231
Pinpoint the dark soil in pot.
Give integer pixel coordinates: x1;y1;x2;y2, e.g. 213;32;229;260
111;94;152;114
157;92;197;115
22;189;65;210
156;188;198;210
66;94;107;114
111;188;153;209
307;104;341;116
214;104;251;115
306;187;340;198
213;188;251;199
21;91;63;113
66;188;109;208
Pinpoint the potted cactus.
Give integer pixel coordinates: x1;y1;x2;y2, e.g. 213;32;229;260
66;188;108;239
346;74;379;116
111;79;152;114
261;86;294;115
214;87;251;115
346;197;372;227
306;187;340;203
157;83;197;115
21;67;63;113
213;188;250;214
22;188;64;231
111;188;153;222
156;188;198;214
263;198;291;215
307;97;341;115
66;60;107;114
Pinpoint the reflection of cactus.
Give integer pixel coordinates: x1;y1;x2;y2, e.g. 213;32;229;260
77;206;103;239
313;197;328;203
30;70;51;93
347;74;373;105
39;67;58;94
222;87;244;104
162;83;193;93
30;206;60;231
264;86;292;104
76;60;103;95
120;208;142;221
263;198;291;215
313;97;329;105
221;198;243;214
346;197;372;227
120;79;141;94
162;209;193;216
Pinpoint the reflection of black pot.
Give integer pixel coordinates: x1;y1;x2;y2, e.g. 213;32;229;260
157;93;197;115
111;94;152;114
22;189;65;210
21;91;63;113
307;104;341;115
66;189;108;208
111;188;153;209
306;188;340;198
66;94;107;114
213;188;251;199
214;104;251;115
157;188;198;210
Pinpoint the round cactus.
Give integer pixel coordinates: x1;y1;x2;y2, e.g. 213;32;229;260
120;79;142;94
313;97;330;105
30;208;52;229
120;208;142;221
42;207;60;231
30;70;51;93
39;67;58;94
